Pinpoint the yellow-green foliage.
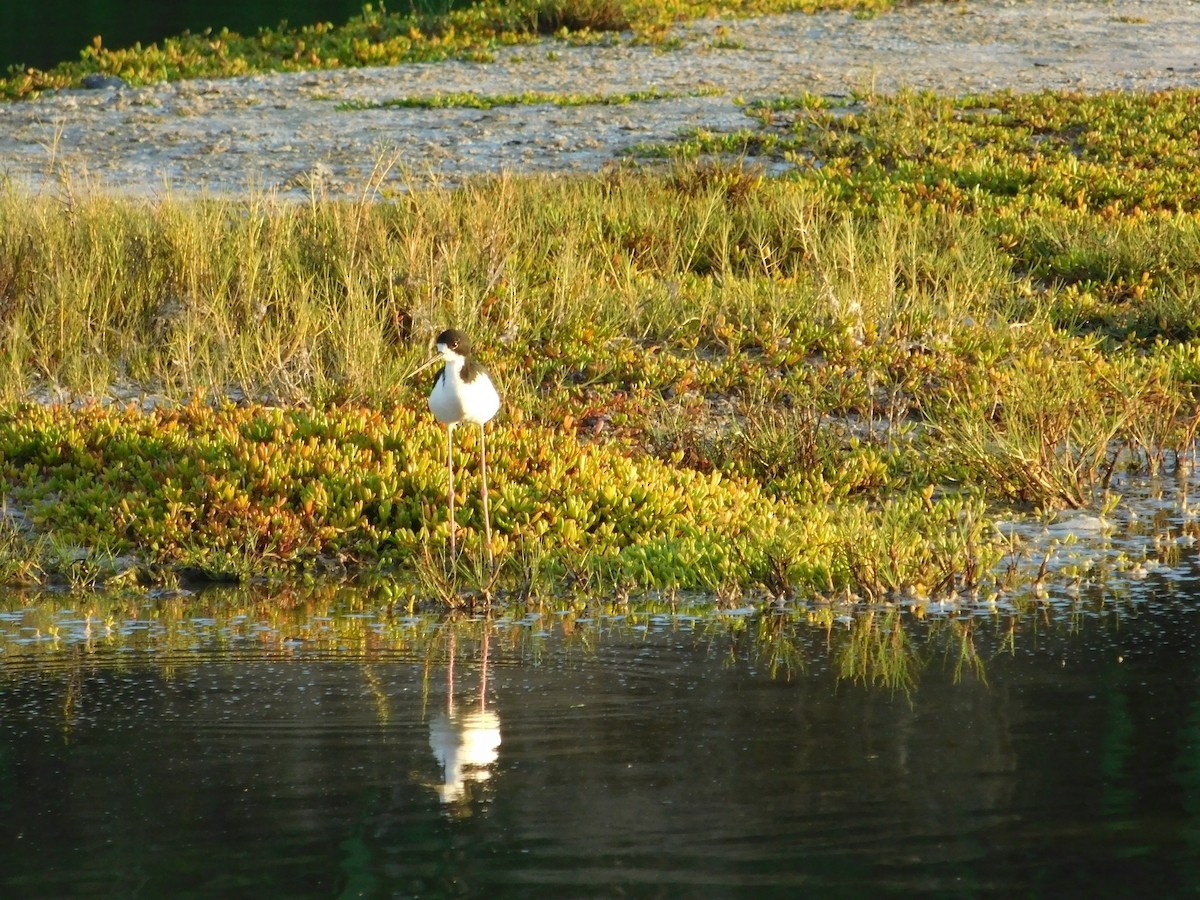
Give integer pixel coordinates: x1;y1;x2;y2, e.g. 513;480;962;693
0;399;995;596
719;90;1200;216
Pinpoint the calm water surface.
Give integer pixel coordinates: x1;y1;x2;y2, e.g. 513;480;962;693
4;1;386;72
2;583;1200;898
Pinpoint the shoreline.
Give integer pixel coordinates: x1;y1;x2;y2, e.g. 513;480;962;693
1;0;1198;200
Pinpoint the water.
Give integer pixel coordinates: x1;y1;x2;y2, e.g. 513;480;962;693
2;1;445;73
4;468;1200;897
2;587;1200;898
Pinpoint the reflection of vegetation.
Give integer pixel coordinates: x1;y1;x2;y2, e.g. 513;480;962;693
0;578;1144;693
837;607;916;694
710;602;990;695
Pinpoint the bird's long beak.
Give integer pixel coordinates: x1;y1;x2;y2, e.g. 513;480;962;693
404;354;442;380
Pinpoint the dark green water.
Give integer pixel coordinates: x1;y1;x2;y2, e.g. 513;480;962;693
2;1;424;72
2;587;1200;898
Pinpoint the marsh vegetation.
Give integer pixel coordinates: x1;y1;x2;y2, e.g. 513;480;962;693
1;4;1198;608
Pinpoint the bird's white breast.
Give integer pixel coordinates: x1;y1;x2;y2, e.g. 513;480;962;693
429;362;500;426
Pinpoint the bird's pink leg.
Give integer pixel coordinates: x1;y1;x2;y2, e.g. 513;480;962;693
447;424;456;559
480;423;494;573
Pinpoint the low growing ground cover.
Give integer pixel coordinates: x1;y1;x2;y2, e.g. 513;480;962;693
0;0;896;100
1;79;1198;601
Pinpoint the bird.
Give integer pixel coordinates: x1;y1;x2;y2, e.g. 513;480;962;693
408;329;501;569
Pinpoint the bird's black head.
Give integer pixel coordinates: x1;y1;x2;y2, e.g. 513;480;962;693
435;329;470;356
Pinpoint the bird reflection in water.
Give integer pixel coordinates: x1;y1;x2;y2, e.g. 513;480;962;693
429;629;501;805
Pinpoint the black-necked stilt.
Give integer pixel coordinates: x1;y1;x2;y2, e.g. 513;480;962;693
409;329;501;569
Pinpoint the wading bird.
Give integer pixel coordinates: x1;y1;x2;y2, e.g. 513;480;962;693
409;329;501;570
